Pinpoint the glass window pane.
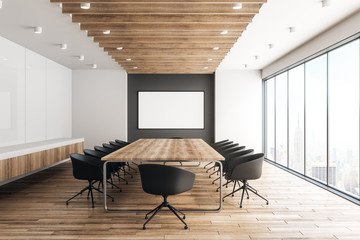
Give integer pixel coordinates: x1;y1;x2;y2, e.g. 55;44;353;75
328;39;360;197
275;72;288;166
305;54;328;183
266;78;275;161
288;65;304;173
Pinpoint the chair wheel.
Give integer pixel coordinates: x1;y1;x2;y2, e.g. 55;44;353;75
92;205;95;208
247;196;249;199
222;199;224;202
183;216;186;219
145;216;148;219
126;182;128;185
112;199;114;202
120;189;122;192
212;182;214;184
240;205;242;208
216;189;218;192
143;226;146;230
131;176;133;179
266;202;269;205
66;202;68;205
184;225;188;229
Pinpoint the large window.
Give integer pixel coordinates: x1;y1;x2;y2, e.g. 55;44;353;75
305;54;328;183
265;78;275;161
288;65;304;173
275;72;288;166
328;40;359;197
264;37;360;200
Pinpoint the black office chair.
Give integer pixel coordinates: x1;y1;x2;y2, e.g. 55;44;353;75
84;149;128;185
203;140;230;169
115;139;130;146
94;146;115;154
138;164;195;230
66;153;114;208
224;153;268;208
110;141;127;148
103;143;120;150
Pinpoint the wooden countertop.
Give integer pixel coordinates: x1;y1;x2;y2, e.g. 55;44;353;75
102;138;224;162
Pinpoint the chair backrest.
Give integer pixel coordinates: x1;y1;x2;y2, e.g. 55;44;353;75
138;164;195;196
221;146;246;157
213;139;229;145
216;143;239;154
170;137;183;139
211;140;233;149
115;139;130;146
224;149;254;172
84;149;107;159
70;153;105;181
226;153;264;181
94;146;114;154
103;143;120;150
110;141;127;148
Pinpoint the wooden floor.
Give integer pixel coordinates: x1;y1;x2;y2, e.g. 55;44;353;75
0;161;359;240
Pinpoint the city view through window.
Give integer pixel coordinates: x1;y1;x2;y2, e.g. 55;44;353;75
265;38;360;199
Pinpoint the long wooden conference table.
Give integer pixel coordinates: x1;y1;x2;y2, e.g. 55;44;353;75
101;138;225;213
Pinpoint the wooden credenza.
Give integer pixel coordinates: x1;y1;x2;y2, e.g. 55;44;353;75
0;138;84;184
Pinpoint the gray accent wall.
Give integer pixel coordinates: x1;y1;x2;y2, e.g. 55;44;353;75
128;74;214;143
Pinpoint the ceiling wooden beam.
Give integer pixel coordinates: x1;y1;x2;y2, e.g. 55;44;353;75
63;3;262;14
52;0;266;3
99;42;234;49
88;30;242;37
93;36;238;43
72;14;255;23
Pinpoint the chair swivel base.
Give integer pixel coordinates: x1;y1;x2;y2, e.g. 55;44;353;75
66;180;114;208
143;196;188;230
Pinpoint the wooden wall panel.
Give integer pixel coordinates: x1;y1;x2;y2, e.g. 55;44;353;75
0;142;84;183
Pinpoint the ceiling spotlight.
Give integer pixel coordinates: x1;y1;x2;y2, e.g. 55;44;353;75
208;58;213;61
116;47;123;50
213;47;220;50
0;0;3;9
58;3;62;8
204;67;209;69
220;30;228;35
232;3;243;9
92;64;97;69
289;27;296;33
133;66;138;69
69;14;72;18
80;3;91;9
322;0;331;7
126;58;131;61
268;43;274;49
103;30;111;35
79;55;85;61
34;27;42;34
60;43;67;50
244;64;248;68
254;56;259;60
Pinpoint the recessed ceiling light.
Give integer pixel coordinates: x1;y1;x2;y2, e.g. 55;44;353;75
208;58;213;61
34;27;42;34
58;3;62;8
322;0;331;7
204;67;209;69
69;14;72;18
0;0;3;8
220;30;228;35
268;43;274;49
133;66;138;69
254;56;259;60
92;64;97;69
79;55;85;61
126;58;131;61
103;30;111;35
232;3;243;10
116;47;123;50
80;3;91;9
60;43;67;50
244;64;248;68
289;27;296;33
213;47;219;50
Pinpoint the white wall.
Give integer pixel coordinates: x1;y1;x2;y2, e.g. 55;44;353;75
263;11;360;78
72;70;127;149
215;70;262;152
0;36;72;147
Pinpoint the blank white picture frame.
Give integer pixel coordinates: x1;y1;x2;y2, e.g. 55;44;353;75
138;91;204;129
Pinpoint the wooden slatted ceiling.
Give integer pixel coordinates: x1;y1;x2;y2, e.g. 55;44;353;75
50;0;266;74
